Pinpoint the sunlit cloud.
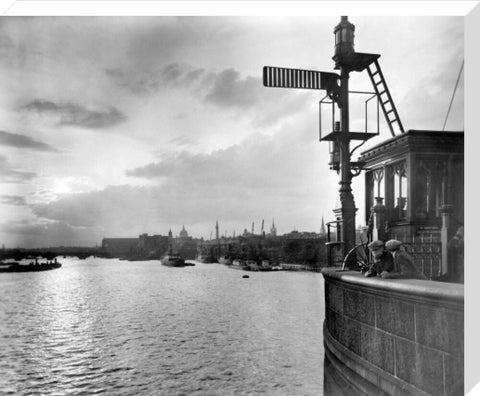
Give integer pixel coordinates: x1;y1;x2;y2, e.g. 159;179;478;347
0;16;464;247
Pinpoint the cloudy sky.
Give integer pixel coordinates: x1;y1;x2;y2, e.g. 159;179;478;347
0;15;464;247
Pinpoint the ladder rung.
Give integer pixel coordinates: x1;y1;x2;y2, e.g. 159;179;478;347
369;59;404;135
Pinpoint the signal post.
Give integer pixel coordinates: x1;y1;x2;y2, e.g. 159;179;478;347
263;16;383;263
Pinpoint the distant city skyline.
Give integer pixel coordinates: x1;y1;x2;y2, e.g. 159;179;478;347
0;15;464;248
142;218;324;240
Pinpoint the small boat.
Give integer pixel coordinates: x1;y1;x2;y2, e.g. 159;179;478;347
258;259;281;271
218;255;232;265
196;254;217;264
161;247;185;267
244;260;259;272
231;258;246;270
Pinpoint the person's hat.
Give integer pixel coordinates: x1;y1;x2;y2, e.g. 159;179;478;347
385;239;402;251
368;240;384;249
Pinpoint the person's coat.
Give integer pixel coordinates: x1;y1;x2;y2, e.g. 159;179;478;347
382;250;427;279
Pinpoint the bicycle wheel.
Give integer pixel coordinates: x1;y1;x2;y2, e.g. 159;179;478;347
342;243;371;271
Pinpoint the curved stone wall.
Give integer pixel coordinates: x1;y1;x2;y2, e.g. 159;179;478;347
322;268;464;396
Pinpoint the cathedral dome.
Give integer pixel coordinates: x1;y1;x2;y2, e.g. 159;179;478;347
179;225;188;238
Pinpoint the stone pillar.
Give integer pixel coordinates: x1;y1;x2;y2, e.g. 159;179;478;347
440;204;454;275
372;197;387;241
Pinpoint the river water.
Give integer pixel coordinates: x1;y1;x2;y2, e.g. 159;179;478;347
0;258;325;395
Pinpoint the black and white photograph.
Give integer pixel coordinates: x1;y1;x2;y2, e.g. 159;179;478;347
0;2;472;395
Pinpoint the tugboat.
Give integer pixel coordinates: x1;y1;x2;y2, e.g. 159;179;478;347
161;246;185;267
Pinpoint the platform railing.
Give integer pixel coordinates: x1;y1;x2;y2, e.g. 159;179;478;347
325;220;344;267
394;233;442;279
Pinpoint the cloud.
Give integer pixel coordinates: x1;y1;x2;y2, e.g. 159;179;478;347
0;195;27;206
196;66;310;126
25;118;335;243
104;67;125;80
0;155;37;183
0;33;15;51
183;68;206;85
105;63;261;109
105;62;304;128
127;118;321;188
29;183;251;239
31;185;167;235
0;31;28;68
162;63;183;82
105;63;207;96
124;124;334;219
1;219;103;248
120;17;243;73
0;130;60;152
400;64;464;130
21;99;127;129
203;68;261;109
168;135;197;147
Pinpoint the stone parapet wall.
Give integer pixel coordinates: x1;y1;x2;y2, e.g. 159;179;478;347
322;269;464;395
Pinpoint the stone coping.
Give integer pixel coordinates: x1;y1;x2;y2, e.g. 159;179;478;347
322;268;464;303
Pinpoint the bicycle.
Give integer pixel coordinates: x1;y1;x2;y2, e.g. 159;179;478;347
341;237;372;272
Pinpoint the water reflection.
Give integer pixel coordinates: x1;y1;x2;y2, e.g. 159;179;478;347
1;258;325;395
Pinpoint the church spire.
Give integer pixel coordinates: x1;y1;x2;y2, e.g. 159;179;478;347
270;218;277;236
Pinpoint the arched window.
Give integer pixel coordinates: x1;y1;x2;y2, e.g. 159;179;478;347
373;169;384;200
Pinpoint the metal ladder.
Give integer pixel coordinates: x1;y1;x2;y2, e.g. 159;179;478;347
367;59;405;137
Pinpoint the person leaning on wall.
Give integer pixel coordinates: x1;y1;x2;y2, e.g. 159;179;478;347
382;239;427;280
365;240;394;278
